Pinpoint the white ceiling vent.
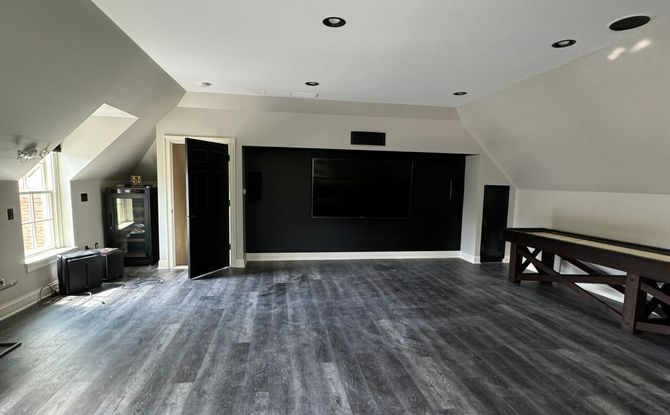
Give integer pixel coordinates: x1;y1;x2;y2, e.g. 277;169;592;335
262;90;319;99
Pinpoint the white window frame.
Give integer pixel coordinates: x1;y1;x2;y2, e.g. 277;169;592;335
19;153;64;258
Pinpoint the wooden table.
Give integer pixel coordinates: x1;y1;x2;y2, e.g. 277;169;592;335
503;228;670;335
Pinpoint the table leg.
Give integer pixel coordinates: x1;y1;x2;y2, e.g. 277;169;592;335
622;273;646;334
539;252;556;285
508;243;522;284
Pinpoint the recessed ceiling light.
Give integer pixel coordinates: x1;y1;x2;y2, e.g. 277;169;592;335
609;15;651;32
453;91;468;96
305;81;320;86
198;82;212;88
323;17;346;28
552;39;577;48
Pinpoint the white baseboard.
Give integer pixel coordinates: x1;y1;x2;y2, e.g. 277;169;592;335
246;251;461;262
157;259;169;269
0;280;59;322
459;252;480;264
459;253;511;264
234;258;246;268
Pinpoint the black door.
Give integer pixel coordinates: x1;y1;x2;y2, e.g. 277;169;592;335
480;185;510;262
185;138;230;278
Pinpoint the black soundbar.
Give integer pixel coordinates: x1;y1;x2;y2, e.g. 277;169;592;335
351;131;386;146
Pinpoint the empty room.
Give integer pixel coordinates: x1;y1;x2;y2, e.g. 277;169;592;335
2;0;670;414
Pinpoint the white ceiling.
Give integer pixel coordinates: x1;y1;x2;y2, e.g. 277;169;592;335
60;104;137;180
0;0;184;181
92;0;670;107
459;17;670;194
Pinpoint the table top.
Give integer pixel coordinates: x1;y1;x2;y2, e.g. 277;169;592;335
504;228;670;281
526;231;670;263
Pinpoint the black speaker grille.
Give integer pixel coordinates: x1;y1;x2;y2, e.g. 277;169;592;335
351;131;386;146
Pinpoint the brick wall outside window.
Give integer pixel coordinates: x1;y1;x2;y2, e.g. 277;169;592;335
19;153;59;256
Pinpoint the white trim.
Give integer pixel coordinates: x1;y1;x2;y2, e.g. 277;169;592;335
0;280;59;322
459;252;510;264
24;246;78;272
163;135;237;270
19;153;64;256
459;252;481;264
247;251;461;262
51;152;65;248
234;259;246;268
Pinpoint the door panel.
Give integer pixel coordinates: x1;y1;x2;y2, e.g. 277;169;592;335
186;138;230;278
480;185;510;263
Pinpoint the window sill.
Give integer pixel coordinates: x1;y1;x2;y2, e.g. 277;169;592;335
25;246;78;273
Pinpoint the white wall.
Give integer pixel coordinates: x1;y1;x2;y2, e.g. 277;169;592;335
458;17;670;194
61;111;137;179
460;155;515;263
0;0;184;317
156;93;507;266
132;142;159;181
0;178;123;320
70;180;107;249
457;18;670;258
0;175;145;319
513;189;670;305
0;0;184;181
0;181;58;319
514;189;670;248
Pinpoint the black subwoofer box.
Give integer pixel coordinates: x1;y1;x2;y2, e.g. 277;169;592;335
100;248;124;281
57;250;105;295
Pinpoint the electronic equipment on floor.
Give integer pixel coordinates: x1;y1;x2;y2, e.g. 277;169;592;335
57;250;105;295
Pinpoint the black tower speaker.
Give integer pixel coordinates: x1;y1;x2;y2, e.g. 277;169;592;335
351;131;386;146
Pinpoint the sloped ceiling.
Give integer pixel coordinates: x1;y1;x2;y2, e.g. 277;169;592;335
0;0;184;181
60;105;137;180
459;17;670;194
92;0;670;106
130;141;158;182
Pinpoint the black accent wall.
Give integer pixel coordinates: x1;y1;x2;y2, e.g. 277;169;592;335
244;147;465;253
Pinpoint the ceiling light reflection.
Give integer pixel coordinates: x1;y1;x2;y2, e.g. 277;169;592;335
630;38;652;53
608;47;627;61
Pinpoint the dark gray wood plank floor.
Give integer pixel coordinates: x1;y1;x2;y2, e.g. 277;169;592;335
1;259;670;414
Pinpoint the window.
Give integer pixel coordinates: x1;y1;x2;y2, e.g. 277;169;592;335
19;153;61;256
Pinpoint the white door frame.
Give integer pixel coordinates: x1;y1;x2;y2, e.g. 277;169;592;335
163;134;237;269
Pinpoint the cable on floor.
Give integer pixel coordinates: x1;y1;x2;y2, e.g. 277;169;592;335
38;285;107;306
120;276;165;289
73;291;106;305
38;285;61;306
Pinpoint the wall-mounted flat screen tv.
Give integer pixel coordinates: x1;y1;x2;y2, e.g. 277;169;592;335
312;158;413;218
